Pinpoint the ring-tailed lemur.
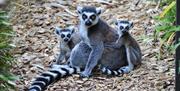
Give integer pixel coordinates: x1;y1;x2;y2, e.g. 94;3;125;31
28;26;81;91
103;20;142;75
54;26;80;64
69;6;128;78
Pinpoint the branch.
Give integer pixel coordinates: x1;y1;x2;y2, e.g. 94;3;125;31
50;3;77;17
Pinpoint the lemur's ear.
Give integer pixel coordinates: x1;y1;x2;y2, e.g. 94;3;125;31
96;7;102;15
77;6;83;14
55;27;61;35
130;22;134;28
68;26;75;34
72;28;75;34
115;20;118;25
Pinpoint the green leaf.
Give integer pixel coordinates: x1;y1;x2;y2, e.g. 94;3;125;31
160;1;176;18
0;10;16;90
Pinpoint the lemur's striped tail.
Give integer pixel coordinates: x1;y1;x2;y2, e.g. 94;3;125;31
101;67;124;76
28;65;80;91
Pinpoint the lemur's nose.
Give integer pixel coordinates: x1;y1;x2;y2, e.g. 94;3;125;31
122;30;126;33
85;20;92;26
64;38;69;42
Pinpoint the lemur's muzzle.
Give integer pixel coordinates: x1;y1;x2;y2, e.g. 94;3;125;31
64;38;69;42
122;30;127;33
85;20;92;26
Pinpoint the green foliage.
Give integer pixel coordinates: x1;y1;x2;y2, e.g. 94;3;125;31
0;10;16;90
154;0;178;57
160;0;175;6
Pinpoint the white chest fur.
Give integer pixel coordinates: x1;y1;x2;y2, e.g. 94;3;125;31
116;31;123;43
60;41;70;52
79;24;91;47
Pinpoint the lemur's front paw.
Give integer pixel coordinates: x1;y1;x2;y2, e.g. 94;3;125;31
80;71;91;78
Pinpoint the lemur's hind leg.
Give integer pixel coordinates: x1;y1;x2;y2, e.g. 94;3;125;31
119;47;134;73
100;46;127;76
56;51;66;64
131;47;142;65
69;42;91;69
80;42;104;77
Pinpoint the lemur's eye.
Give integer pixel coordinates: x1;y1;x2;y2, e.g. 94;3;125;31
90;15;96;20
119;26;124;30
115;22;118;25
82;14;87;20
67;34;71;38
61;34;65;38
125;26;129;30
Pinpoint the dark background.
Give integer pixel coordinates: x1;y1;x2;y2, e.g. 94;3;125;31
176;0;180;90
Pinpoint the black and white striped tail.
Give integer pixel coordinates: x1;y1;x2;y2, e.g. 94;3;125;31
28;65;80;91
101;67;124;76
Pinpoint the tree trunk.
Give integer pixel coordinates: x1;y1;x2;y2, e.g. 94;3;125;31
176;0;180;90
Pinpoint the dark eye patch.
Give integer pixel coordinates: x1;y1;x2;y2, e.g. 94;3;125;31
90;15;96;20
119;26;124;30
82;14;87;20
67;34;71;38
125;26;129;30
61;34;65;38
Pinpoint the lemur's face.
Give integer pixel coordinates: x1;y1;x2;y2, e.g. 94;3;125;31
77;6;102;27
55;26;75;42
115;20;133;34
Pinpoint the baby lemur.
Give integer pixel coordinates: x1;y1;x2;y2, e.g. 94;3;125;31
103;20;142;74
28;26;81;91
54;26;80;64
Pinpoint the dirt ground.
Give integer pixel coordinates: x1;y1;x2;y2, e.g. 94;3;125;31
11;0;175;91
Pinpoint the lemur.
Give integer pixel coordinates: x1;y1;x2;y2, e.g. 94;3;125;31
75;6;124;77
28;26;81;91
103;20;142;74
69;6;128;77
54;26;80;64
